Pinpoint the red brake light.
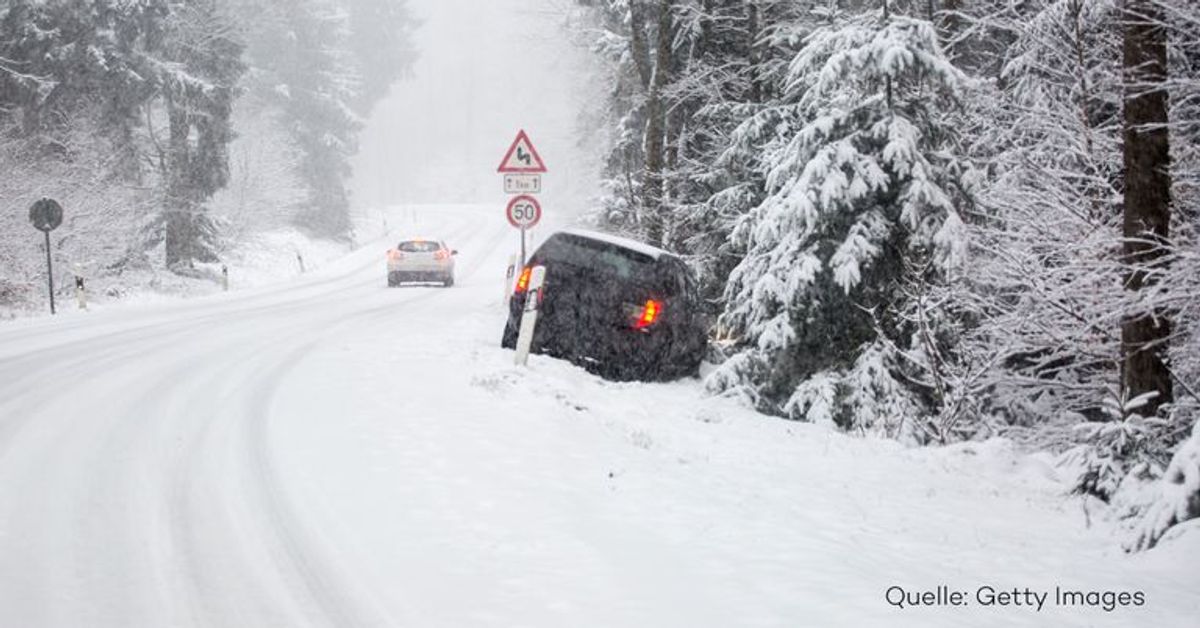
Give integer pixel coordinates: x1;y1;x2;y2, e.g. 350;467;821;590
515;267;533;293
387;249;403;261
434;250;450;261
634;299;663;328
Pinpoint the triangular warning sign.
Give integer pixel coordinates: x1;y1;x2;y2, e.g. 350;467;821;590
497;130;547;173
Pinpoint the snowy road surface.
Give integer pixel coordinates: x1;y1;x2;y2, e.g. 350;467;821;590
0;205;1196;627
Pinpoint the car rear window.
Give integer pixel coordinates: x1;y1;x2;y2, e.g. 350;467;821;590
398;241;441;253
535;233;682;294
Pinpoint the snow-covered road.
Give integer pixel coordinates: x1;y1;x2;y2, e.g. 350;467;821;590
0;205;1195;627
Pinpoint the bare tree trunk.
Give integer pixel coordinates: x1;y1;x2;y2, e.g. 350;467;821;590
641;0;672;245
747;1;762;103
1120;0;1173;416
628;1;652;90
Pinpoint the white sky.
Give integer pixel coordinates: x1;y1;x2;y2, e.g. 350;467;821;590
350;0;601;222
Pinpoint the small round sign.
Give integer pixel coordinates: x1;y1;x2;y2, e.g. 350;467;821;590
506;195;542;229
29;198;64;232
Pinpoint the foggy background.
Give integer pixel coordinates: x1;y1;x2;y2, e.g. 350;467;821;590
351;0;602;226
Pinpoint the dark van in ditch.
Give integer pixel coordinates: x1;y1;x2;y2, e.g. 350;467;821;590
501;228;707;381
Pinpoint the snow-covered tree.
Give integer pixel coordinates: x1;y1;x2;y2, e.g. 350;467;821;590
942;0;1198;497
707;4;974;432
0;1;245;269
1118;0;1200;548
667;1;812;306
574;0;813;310
1127;416;1200;550
233;0;414;239
0;0;416;294
956;0;1127;445
155;0;246;269
237;0;361;238
346;0;416;115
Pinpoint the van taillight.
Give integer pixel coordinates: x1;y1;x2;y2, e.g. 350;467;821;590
632;299;663;328
515;267;533;293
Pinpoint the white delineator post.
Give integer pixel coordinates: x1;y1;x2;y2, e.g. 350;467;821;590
73;264;87;311
503;253;517;304
513;265;547;367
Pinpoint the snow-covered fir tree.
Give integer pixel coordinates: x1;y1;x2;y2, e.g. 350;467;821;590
706;3;974;439
573;0;815;307
0;0;415;294
155;0;246;269
667;1;813;307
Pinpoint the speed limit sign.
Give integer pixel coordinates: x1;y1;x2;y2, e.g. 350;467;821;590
505;195;542;229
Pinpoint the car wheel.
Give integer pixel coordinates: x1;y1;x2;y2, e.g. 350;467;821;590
501;320;518;349
661;357;701;381
387;272;400;287
443;275;455;287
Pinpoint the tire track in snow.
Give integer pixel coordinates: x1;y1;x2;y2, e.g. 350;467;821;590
0;206;481;369
0;216;443;353
224;213;511;627
156;213;506;627
0;211;485;457
0;207;503;627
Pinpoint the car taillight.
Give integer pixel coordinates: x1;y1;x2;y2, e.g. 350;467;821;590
626;299;663;329
434;250;450;261
514;266;533;293
387;250;403;261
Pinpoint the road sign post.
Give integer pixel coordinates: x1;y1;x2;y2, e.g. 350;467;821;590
42;231;54;314
497;130;548;175
28;198;64;315
504;174;542;194
505;195;542;269
499;130;548;272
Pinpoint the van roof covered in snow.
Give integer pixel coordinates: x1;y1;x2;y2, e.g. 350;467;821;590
559;228;673;260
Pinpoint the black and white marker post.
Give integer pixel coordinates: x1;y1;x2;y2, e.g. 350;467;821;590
28;198;64;315
513;265;547;367
72;263;88;310
503;253;517;303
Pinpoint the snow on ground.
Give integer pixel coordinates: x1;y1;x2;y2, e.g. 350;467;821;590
0;204;1196;627
0;211;387;322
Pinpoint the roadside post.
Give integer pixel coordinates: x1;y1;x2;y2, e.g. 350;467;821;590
221;265;229;292
497;129;547;269
72;263;88;310
28;198;64;315
513;265;547;367
505;195;542;269
503;253;517;303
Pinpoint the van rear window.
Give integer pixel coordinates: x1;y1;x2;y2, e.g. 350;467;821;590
538;234;653;276
535;233;682;294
